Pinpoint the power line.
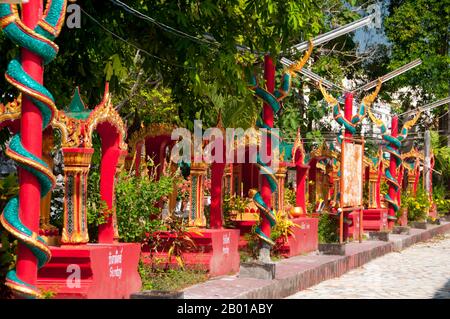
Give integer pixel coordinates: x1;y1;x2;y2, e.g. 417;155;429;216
81;8;193;70
109;0;219;47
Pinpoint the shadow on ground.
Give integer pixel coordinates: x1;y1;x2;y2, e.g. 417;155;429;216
433;279;450;299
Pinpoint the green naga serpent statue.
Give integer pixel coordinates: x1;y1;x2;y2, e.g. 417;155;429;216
368;107;421;221
318;80;381;211
318;79;382;144
0;1;67;298
248;42;313;246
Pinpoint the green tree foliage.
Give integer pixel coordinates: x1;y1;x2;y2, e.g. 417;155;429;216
275;0;371;146
384;0;449;106
0;174;18;299
114;168;174;243
430;130;450;186
0;0;346;130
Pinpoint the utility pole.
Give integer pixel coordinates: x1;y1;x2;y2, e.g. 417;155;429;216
424;130;431;194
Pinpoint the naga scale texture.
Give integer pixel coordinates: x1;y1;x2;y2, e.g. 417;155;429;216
318;79;382;144
248;42;313;246
0;0;67;298
368;108;421;220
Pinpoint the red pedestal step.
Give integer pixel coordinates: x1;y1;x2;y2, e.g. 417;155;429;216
37;243;141;299
141;228;240;277
235;218;318;257
348;209;389;237
277;217;319;257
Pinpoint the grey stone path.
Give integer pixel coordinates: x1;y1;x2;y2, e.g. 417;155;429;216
288;233;450;299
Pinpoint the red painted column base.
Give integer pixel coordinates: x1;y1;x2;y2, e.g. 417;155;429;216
234;218;318;257
142;229;240;277
37;243;141;298
277;217;318;257
348;208;389;236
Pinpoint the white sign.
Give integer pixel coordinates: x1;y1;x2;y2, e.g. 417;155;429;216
109;248;123;279
222;233;230;255
341;142;364;207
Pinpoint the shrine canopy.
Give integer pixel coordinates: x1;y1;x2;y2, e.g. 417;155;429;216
50;82;128;244
65;87;91;120
51;82;128;151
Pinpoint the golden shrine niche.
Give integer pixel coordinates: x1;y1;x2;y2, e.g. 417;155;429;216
401;147;424;196
308;142;340;211
39;83;128;245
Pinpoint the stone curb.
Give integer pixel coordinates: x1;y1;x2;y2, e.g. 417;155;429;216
183;221;450;299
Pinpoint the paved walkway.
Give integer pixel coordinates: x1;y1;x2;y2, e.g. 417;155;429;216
288;233;450;299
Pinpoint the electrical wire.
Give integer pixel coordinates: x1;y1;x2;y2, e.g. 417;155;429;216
109;0;219;47
80;8;194;69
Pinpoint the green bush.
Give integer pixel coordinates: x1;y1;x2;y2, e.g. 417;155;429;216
401;188;430;222
115;168;175;243
86;170;107;242
318;213;339;244
139;262;208;291
222;194;250;228
433;185;450;214
86;161;175;243
284;187;296;208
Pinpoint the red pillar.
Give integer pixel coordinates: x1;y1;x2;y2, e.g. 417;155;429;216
260;55;275;241
296;166;308;215
376;160;383;208
210;134;226;229
397;165;404;206
98;128;121;243
210;162;225;229
342;93;353;241
388;116;399;229
413;165;420;196
16;0;44;289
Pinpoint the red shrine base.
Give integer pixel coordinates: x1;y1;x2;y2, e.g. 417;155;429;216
359;209;389;232
141;228;240;277
37;243;141;299
234;220;256;249
277;217;318;257
235;217;318;257
429;203;438;220
398;208;408;226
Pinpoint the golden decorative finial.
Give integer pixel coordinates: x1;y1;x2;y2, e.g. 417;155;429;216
291;128;304;164
403;111;421;130
287;39;314;76
362;78;382;108
367;107;385;128
318;80;338;106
